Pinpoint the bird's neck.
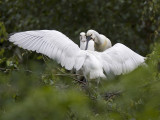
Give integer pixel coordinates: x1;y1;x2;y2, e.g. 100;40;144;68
94;31;103;45
94;34;112;52
80;41;86;50
94;42;107;52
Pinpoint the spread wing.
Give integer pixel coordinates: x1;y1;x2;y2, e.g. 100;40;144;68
100;43;145;76
9;30;86;70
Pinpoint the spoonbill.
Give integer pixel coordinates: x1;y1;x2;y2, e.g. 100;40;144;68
80;32;94;51
86;30;112;52
77;32;94;81
77;32;95;81
9;30;145;80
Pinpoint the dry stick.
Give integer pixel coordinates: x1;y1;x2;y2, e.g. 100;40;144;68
56;69;86;85
0;68;76;76
57;68;86;85
0;67;34;73
0;67;86;85
42;55;48;63
104;91;122;100
56;68;85;84
57;68;83;77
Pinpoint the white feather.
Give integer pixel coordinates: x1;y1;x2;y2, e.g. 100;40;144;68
100;43;145;76
9;30;84;71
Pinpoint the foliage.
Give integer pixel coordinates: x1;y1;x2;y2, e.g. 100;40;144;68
0;0;160;120
1;0;160;54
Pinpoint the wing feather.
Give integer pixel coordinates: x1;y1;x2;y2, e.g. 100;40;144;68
100;43;145;76
9;30;86;70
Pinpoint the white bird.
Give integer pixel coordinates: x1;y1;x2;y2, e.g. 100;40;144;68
79;32;94;51
9;30;145;80
76;32;95;81
86;30;112;52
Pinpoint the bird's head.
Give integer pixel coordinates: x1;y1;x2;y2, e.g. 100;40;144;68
85;30;99;50
86;29;99;43
86;30;95;40
80;32;86;42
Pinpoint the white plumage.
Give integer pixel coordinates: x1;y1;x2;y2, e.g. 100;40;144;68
86;30;112;52
79;32;94;51
9;30;145;80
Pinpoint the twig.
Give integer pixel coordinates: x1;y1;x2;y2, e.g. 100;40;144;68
42;55;49;63
57;68;83;77
104;91;122;100
57;68;86;84
0;67;41;74
55;73;86;85
0;67;86;85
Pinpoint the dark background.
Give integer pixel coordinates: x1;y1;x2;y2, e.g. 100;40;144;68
0;0;160;120
1;0;160;55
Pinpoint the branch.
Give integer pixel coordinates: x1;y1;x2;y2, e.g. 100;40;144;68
0;67;86;85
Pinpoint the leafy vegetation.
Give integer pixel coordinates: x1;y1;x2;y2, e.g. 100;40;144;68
0;0;160;120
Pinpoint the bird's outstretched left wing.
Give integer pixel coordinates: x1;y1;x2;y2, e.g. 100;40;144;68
100;43;145;76
9;30;86;70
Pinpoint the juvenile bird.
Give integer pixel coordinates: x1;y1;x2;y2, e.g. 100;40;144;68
79;32;94;51
86;30;112;52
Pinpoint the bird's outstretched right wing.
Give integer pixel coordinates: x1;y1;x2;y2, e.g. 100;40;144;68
9;30;86;70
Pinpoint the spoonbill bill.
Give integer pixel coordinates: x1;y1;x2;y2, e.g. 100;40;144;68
9;30;145;80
